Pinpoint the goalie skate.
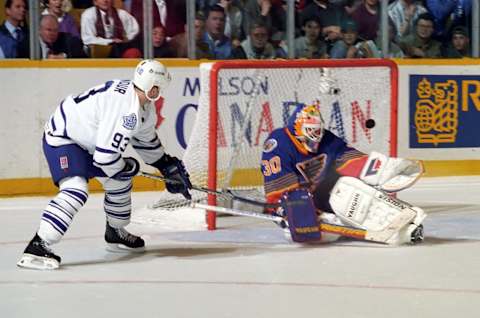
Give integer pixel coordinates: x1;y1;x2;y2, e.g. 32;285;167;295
104;223;145;252
17;233;61;270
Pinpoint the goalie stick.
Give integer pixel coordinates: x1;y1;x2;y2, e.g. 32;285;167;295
191;202;405;244
140;171;279;209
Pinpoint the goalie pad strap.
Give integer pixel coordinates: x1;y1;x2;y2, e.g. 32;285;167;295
329;176;417;242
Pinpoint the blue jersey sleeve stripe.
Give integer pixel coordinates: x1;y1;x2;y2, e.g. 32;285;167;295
94;154;122;166
59;101;68;137
50;117;56;131
95;147;119;154
132;143;162;150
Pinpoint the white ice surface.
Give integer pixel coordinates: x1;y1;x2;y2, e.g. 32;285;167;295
1;177;480;318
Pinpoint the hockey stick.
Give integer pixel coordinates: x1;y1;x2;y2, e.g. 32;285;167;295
190;202;400;243
140;171;279;209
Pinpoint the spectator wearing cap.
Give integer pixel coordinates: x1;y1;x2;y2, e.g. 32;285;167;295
442;25;470;58
388;0;427;40
291;15;327;59
398;12;441;58
350;0;379;41
329;19;359;59
0;0;28;58
203;4;233;59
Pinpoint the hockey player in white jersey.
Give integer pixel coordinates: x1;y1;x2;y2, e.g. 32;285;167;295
17;60;192;270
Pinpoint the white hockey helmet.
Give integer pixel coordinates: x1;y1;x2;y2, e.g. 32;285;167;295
133;59;171;101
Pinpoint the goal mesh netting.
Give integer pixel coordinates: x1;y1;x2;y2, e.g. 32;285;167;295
139;59;398;230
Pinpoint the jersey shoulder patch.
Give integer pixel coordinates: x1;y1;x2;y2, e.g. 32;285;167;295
122;113;137;130
263;138;278;153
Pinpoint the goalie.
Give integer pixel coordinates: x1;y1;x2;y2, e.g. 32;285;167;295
261;102;426;245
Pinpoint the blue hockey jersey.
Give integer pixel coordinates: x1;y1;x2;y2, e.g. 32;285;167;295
261;126;367;212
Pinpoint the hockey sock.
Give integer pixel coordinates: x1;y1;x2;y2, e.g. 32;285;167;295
103;181;132;228
38;176;88;244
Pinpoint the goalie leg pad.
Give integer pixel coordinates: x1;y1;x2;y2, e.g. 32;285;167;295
329;177;419;242
280;189;321;242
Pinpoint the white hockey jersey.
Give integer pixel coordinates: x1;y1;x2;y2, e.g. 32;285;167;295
44;79;165;177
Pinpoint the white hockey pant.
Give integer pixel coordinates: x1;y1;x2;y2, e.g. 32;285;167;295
97;177;133;228
38;176;89;244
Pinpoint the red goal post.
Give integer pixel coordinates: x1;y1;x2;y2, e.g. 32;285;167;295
187;59;398;230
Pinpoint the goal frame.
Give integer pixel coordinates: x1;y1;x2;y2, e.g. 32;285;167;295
206;59;398;230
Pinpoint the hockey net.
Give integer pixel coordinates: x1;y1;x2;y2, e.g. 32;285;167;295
144;59;398;230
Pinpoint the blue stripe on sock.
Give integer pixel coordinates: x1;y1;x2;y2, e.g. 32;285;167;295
42;212;68;233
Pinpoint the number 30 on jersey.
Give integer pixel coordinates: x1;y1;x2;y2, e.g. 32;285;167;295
262;156;281;176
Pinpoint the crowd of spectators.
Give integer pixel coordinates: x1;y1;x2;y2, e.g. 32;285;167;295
0;0;474;59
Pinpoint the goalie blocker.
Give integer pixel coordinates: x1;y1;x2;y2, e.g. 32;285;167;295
281;177;426;245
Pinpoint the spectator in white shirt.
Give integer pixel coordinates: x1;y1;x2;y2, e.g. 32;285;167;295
81;0;139;57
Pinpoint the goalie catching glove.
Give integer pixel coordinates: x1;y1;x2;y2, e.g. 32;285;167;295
150;154;192;200
359;151;424;192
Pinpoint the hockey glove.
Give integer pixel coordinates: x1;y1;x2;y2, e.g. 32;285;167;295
151;154;192;200
112;157;140;181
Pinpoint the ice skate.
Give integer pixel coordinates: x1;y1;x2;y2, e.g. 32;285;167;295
104;222;145;252
17;233;61;270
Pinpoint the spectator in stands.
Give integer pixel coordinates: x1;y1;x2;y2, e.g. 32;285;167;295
442;25;470;58
329;19;359;58
242;0;274;42
388;0;427;40
269;0;305;42
0;0;28;58
398;12;442;58
170;11;213;59
425;0;472;41
350;0;379;41
129;0;186;38
26;14;87;59
218;0;244;47
203;4;233;59
231;21;278;59
42;0;80;39
152;25;175;57
80;0;139;58
351;17;404;58
196;0;219;12
343;0;363;15
300;0;347;48
286;15;327;59
120;24;176;58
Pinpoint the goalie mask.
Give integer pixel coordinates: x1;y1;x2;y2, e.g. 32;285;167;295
133;59;171;102
292;104;325;153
